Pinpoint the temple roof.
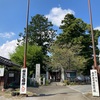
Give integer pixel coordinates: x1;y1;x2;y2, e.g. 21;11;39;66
0;56;21;67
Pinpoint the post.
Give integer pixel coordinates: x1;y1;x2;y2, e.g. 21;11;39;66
88;0;97;69
23;0;30;68
88;0;100;96
20;0;30;95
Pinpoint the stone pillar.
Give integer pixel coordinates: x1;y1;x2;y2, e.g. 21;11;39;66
39;78;41;85
46;66;49;81
35;64;40;84
43;78;45;85
61;67;64;81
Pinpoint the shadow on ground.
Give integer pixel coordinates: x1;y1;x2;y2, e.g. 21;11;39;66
27;92;68;97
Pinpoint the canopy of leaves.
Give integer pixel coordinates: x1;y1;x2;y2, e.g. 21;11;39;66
18;14;56;55
50;43;86;74
15;14;57;75
10;44;44;76
54;14;100;75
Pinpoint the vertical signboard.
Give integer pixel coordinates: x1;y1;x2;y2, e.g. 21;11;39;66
20;68;27;94
36;64;40;83
90;69;99;96
0;68;4;76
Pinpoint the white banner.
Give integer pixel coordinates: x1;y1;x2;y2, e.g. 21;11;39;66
20;68;27;94
0;68;4;76
90;69;99;96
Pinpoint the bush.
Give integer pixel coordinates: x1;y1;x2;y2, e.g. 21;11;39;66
63;80;70;85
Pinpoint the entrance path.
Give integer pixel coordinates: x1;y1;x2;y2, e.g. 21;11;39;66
68;85;91;94
0;85;91;100
27;85;88;100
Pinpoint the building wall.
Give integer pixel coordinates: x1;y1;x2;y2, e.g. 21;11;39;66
0;70;20;89
0;77;4;87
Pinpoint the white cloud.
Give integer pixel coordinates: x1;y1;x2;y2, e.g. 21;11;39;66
46;7;75;27
94;26;100;49
94;26;100;30
94;26;100;31
0;40;18;58
0;32;15;38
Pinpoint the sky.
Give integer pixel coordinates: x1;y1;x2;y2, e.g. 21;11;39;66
0;0;100;58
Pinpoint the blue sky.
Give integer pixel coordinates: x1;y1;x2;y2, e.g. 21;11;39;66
0;0;100;58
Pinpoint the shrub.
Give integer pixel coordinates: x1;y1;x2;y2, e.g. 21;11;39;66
63;80;70;85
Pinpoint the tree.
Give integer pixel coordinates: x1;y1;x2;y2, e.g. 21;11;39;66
18;14;56;54
56;14;100;75
50;43;86;74
16;14;57;75
10;44;44;76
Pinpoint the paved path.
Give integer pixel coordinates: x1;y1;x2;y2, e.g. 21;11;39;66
68;85;91;94
1;84;99;100
20;86;89;100
0;85;91;100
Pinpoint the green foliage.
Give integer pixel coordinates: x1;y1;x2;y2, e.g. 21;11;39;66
18;14;56;55
9;45;24;65
10;44;43;76
59;14;88;45
0;65;4;68
63;80;70;85
55;14;100;75
50;43;86;73
9;13;100;76
16;14;56;74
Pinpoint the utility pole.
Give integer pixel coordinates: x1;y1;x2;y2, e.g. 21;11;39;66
20;0;30;95
88;0;100;96
23;0;30;68
88;0;97;69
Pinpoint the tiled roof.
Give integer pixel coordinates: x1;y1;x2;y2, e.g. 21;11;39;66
0;56;21;67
